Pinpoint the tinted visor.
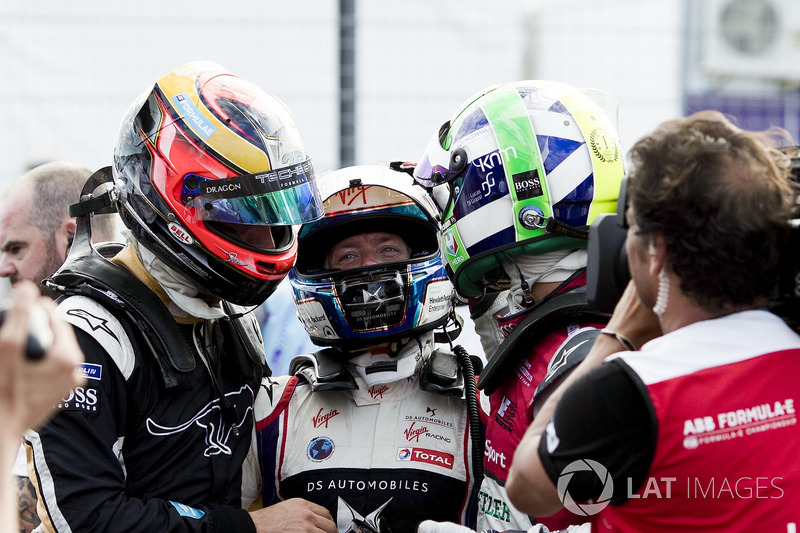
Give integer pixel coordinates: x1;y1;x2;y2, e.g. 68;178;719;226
183;158;323;225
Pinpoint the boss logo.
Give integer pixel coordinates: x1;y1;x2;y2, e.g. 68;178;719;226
512;169;542;200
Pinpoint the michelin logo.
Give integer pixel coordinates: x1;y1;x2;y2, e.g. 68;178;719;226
77;363;102;381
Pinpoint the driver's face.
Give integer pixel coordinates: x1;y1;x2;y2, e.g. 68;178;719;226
326;232;411;270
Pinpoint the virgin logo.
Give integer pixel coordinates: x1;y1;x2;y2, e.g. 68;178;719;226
404;422;428;442
369;385;389;399
337;185;373;206
312;408;339;428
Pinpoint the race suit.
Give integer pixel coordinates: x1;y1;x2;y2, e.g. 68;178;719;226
242;333;479;533
24;247;262;532
539;309;800;532
476;272;606;532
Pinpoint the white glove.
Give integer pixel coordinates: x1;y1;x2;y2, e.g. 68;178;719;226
416;521;475;533
415;522;590;533
529;525;591;533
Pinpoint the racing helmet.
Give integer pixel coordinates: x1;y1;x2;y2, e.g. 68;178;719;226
288;164;455;350
113;61;323;306
414;80;624;298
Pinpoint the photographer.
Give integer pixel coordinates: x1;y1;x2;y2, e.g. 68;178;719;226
506;111;800;531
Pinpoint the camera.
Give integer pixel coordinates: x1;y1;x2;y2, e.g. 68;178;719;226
586;177;630;315
586;148;800;329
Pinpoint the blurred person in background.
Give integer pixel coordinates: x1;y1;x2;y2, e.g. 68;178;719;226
0;160;119;532
0;281;85;533
412;80;625;532
506;111;800;532
243;164;482;533
0;161;119;298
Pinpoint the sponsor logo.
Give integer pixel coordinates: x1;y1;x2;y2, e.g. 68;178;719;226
337;497;392;532
172;94;217;139
404;413;454;429
473;146;518;174
203;182;242;195
511;169;543;200
312;407;339;429
307;479;428;493
481;172;496;197
369;384;389;400
404;421;427;442
443;229;459;258
146;385;253;457
544;336;593;383
260;377;279;406
477;490;512;522
396;447;454;469
334;185;372;206
307;436;335;462
682;398;796;449
170;501;205;519
426;407;437;417
495;395;517;432
168;222;193;245
57;386;99;412
253;160;313;188
485;440;508;469
77;363;102;381
546;420;560;453
65;309;118;341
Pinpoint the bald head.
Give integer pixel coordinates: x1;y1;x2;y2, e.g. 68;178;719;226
0;162;119;296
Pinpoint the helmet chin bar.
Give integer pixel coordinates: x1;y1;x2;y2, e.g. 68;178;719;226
335;268;408;333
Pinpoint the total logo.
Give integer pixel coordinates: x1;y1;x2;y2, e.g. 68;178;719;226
396;447;454;469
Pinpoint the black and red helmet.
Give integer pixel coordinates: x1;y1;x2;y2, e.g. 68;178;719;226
113;61;323;306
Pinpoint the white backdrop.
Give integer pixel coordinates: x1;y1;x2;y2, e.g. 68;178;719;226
0;0;529;187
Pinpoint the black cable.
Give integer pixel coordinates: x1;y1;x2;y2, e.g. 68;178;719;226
453;344;484;498
499;251;533;305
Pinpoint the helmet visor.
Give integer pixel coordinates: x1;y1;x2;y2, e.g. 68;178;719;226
413;129;460;189
183;158;323;225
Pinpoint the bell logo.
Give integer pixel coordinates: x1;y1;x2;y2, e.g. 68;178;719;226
168;222;194;245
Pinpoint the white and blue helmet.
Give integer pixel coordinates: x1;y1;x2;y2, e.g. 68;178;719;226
289;164;454;350
414;80;625;299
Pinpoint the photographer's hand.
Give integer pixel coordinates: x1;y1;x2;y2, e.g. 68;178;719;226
1;281;86;439
600;280;662;350
0;281;85;532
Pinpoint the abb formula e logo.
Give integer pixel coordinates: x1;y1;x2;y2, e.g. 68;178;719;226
396;447;454;469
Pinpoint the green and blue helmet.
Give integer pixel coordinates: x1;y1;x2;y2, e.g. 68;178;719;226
414;80;624;298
